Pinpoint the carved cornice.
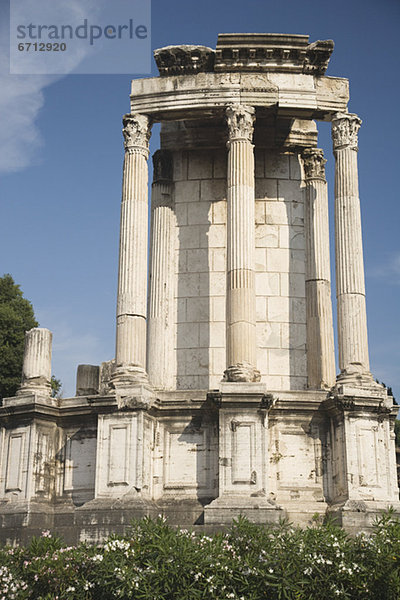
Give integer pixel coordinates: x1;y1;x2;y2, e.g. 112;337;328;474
154;36;334;77
325;393;356;414
154;45;215;76
331;113;362;153
261;393;275;410
152;149;173;183
302;148;326;180
215;34;334;75
374;401;392;423
258;394;275;425
226;104;255;145
122;113;152;154
116;394;153;411
206;391;222;408
334;396;355;412
302;40;334;75
327;393;394;423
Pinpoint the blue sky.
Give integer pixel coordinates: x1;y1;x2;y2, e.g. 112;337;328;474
0;0;399;399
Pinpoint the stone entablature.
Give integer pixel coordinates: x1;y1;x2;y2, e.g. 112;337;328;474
129;72;349;121
215;34;334;75
154;45;215;76
160;117;318;151
153;35;334;78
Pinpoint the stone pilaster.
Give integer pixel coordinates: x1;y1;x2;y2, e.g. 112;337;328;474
113;113;152;387
94;409;155;496
18;328;52;395
325;395;400;532
224;104;260;383
147;150;175;389
332;113;372;385
302;148;336;389
204;388;282;525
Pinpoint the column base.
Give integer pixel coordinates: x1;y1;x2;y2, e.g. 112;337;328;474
334;370;388;399
326;500;400;535
279;501;329;527
223;362;261;383
111;365;149;386
113;383;155;410
204;495;283;525
60;495;159;544
17;378;51;397
0;500;55;546
110;366;155;409
5;391;57;407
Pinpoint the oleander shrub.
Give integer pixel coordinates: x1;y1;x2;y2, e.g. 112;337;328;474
0;511;399;600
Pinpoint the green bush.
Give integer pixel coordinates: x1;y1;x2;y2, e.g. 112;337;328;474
0;512;399;600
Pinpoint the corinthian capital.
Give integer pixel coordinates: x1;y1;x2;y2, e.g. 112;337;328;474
226;104;255;144
122;113;152;154
302;148;326;180
331;113;362;152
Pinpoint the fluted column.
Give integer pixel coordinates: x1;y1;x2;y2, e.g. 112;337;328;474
332;113;371;383
302;148;336;389
113;113;152;385
224;104;260;383
18;327;52;395
147;150;175;389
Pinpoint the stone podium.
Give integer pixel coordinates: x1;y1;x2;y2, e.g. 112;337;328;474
0;33;398;544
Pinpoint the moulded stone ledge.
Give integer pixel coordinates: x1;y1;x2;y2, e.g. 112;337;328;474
204;496;284;525
326;501;400;535
130;73;348;121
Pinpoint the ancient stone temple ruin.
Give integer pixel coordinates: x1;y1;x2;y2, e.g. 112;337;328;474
1;33;399;544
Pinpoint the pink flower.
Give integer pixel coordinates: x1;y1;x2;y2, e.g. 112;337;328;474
41;530;52;538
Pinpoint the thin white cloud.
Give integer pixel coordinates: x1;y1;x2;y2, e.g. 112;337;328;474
0;0;101;174
368;253;400;285
0;73;53;173
0;13;55;174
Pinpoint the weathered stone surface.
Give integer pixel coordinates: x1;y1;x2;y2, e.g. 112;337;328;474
18;328;52;395
215;33;333;75
147;150;176;390
76;364;100;396
332;113;378;387
98;359;115;395
302;148;335;389
0;32;398;544
113;113;152;387
154;45;215;77
130;72;348;121
224;104;260;383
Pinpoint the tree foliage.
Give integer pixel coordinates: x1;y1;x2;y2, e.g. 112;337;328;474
1;513;399;599
51;375;62;398
0;274;38;399
395;420;400;447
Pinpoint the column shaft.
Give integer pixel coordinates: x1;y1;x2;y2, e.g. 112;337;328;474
147;150;175;389
332;113;371;380
114;113;152;384
225;104;260;383
18;327;52;394
303;149;336;389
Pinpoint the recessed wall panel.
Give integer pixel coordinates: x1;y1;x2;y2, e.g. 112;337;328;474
6;434;24;492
